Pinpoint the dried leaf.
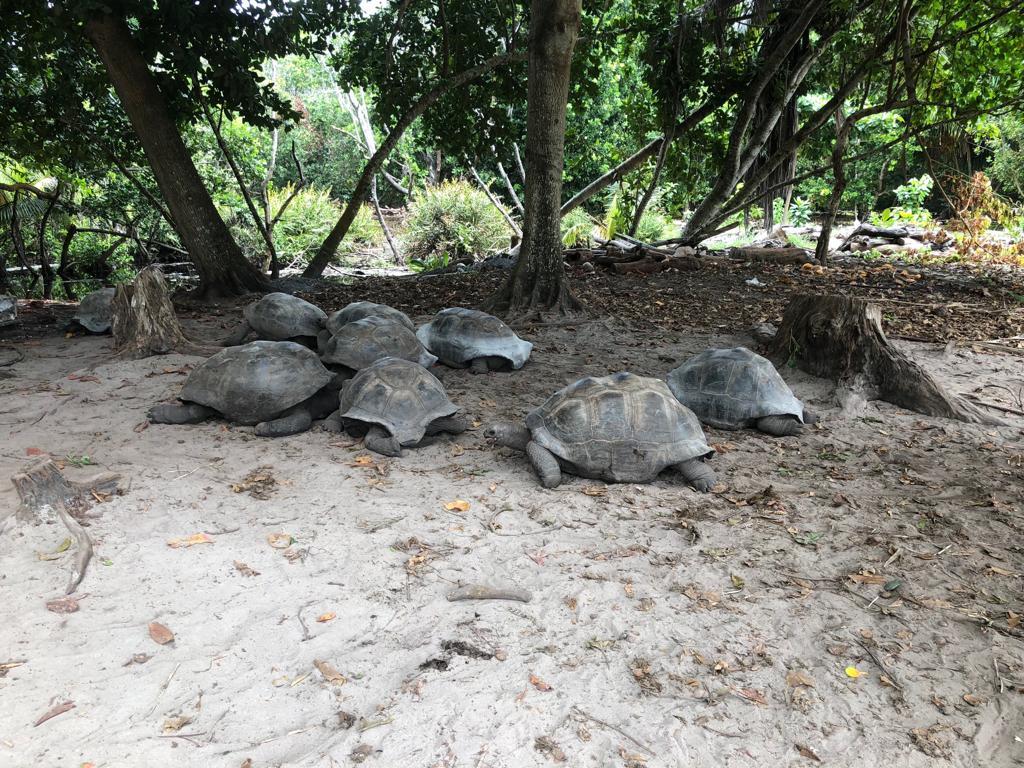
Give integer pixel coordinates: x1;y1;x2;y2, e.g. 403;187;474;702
529;673;553;692
988;566;1018;577
26;447;45;456
730;573;745;589
54;538;71;553
735;687;768;705
33;700;75;727
162;714;193;733
317;612;336;623
580;485;607;497
848;572;887;585
786;670;815;688
795;743;821;762
443;499;470;512
46;596;80;614
844;666;862;679
314;659;347;685
267;533;293;549
351;454;375;466
167;532;213;548
148;622;174;645
233;560;259;577
623;582;635;598
963;693;984;706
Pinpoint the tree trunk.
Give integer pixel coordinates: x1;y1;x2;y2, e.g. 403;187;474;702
83;14;268;299
815;113;850;263
768;294;1002;424
485;0;582;319
57;226;79;300
111;266;212;358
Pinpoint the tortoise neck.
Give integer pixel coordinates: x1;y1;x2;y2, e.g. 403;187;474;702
494;423;531;451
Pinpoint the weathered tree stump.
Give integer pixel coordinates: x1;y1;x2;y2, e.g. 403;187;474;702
10;456;122;594
111;266;211;358
768;294;1002;425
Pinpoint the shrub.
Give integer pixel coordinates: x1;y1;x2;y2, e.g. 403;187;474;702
403;180;509;264
560;206;595;247
871;175;934;228
601;187;677;242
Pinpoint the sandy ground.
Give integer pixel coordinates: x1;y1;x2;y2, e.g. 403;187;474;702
1;297;1024;768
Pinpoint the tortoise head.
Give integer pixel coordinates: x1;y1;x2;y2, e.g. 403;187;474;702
484;423;530;451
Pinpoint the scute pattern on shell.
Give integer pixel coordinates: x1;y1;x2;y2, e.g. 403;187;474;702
667;347;804;430
320;316;437;370
339;357;458;445
526;372;712;483
74;287;116;333
243;292;327;340
327;301;414;334
180;340;332;425
416;307;532;369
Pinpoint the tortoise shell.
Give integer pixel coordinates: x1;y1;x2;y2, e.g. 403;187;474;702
242;292;327;340
667;347;804;430
320;316;437;370
327;301;415;334
339;357;459;445
416;307;532;369
74;287;116;332
526;372;712;483
180;340;331;425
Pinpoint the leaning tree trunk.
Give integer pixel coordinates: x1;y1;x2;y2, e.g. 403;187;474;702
485;0;582;319
814;112;850;263
768;294;1002;424
111;266;212;358
83;14;268;299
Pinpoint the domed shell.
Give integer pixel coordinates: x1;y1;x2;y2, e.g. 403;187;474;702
416;307;532;369
667;347;804;430
320;316;437;370
327;301;415;334
180;340;332;425
526;372;712;483
243;292;327;340
74;287;116;332
339;357;458;446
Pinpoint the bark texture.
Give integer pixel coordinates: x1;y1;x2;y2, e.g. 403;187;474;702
486;0;582;319
769;294;1002;424
11;456;120;524
111;267;211;358
84;14;268;298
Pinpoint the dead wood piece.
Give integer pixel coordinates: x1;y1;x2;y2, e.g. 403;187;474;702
612;258;671;275
55;501;92;594
728;246;815;265
111;266;214;359
11;456;121;523
768;294;1003;425
447;584;533;603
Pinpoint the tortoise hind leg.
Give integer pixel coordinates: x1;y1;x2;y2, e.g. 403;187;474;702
469;358;489;375
364;425;402;457
148;403;216;425
526;441;561;489
756;415;803;436
676;458;715;492
255;407;312;438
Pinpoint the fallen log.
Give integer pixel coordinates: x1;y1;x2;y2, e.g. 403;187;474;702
728;246;816;265
768;294;1004;425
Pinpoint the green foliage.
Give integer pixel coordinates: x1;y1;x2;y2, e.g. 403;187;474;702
560;207;595;247
988;116;1024;201
403;181;509;264
601;185;676;242
871;175;934;227
408;253;451;273
789;197;813;227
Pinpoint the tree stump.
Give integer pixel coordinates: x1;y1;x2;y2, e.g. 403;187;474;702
11;456;121;523
768;294;1002;425
111;266;211;358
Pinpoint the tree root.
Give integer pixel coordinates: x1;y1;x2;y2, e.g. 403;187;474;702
768;294;1003;425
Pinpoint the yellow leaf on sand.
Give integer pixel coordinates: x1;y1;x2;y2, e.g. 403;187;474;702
845;666;862;679
444;500;470;512
529;673;553;692
267;533;293;549
317;612;336;623
314;659;347;685
148;622;175;645
167;533;214;548
351;454;375;466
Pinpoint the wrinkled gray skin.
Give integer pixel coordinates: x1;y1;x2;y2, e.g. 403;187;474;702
148;341;334;437
326;357;467;456
223;292;327;347
417;307;532;373
487;372;716;491
326;301;415;335
668;347;813;437
319;316;437;375
72;287;116;333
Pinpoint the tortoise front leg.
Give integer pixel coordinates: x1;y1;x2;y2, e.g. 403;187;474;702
364;425;402;457
756;415;803;437
426;415;468;435
148;403;216;425
221;320;253;346
255;407;312;438
469;357;489;375
676;458;715;492
526;441;561;489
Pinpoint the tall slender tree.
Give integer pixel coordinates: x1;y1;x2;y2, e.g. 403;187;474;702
486;0;582;318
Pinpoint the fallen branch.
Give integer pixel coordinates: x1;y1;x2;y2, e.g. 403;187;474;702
55;501;92;594
447;584;532;603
